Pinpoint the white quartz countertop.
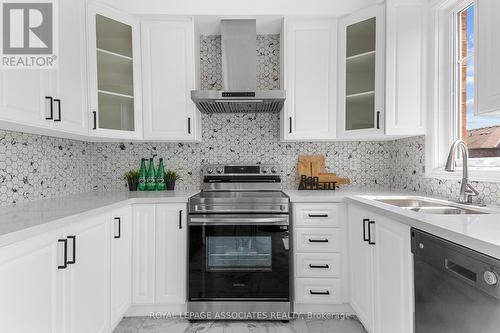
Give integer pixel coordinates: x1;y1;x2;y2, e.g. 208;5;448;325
286;190;500;259
2;189;500;259
0;191;199;248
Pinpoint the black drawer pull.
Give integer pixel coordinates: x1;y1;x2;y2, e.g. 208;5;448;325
67;236;76;264
310;290;330;295
289;117;292;133
187;117;191;134
58;239;67;269
114;217;121;239
179;210;183;229
309;238;329;243
54;99;61;121
45;96;53;120
368;220;376;245
376;111;381;129
363;218;369;242
308;214;328;218
92;111;97;130
309;264;329;269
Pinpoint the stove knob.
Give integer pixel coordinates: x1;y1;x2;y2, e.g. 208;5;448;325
216;167;223;174
262;167;269;174
484;271;498;286
206;167;214;174
271;167;277;173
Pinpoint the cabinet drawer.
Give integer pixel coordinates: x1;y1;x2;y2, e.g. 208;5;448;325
295;253;340;278
295;278;342;304
294;203;341;227
294;228;340;253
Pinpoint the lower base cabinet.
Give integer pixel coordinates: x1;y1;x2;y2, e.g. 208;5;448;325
65;214;111;333
0;229;65;333
110;206;133;329
132;203;187;306
348;204;413;333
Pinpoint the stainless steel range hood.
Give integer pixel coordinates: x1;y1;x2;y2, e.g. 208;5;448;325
191;19;286;113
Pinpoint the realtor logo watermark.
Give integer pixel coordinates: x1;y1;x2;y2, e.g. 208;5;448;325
1;1;58;68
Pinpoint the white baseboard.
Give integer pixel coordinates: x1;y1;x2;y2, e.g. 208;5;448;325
125;304;187;317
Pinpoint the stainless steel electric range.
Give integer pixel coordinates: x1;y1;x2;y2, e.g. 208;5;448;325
187;164;291;320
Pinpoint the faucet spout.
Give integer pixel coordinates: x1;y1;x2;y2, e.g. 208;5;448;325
445;140;479;204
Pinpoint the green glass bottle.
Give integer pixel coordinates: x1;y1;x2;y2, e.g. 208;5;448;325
156;158;166;191
138;158;147;191
145;158;156;191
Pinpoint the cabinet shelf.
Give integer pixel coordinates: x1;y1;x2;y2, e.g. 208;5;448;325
346;50;375;61
98;90;133;99
346;91;375;99
97;48;132;61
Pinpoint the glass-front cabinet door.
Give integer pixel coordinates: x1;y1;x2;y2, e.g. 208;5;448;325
338;5;385;138
87;3;142;139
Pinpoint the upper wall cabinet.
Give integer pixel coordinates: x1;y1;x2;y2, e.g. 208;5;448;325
476;0;500;115
281;18;338;141
338;5;385;138
385;0;426;135
141;18;201;142
87;2;143;140
0;0;88;137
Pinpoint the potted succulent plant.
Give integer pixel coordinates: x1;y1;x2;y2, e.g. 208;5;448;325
164;170;181;190
123;169;140;191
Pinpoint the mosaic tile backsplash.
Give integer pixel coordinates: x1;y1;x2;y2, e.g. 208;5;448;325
2;34;500;206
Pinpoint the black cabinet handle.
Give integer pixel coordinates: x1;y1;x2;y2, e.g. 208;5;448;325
309;290;330;295
45;96;53;120
67;236;76;264
376;111;380;129
309;264;330;269
187;117;191;134
309;238;329;243
363;218;369;242
58;239;67;269
54;99;61;121
114;217;121;239
308;214;328;218
289;117;292;133
179;210;183;229
92;111;97;130
368;220;376;245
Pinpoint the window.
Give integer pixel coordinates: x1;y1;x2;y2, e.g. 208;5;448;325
426;0;500;182
455;3;500;161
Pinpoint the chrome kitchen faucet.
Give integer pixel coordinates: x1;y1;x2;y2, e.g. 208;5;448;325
445;139;480;204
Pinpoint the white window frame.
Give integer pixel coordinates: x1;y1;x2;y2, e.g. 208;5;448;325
426;0;500;182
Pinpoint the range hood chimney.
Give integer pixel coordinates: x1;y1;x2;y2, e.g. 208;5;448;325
191;19;286;113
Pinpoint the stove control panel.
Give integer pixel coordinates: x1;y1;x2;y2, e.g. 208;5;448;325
203;164;280;176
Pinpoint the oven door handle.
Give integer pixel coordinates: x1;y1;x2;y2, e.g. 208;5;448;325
189;216;289;226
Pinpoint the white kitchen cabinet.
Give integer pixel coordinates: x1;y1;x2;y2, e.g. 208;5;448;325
155;204;187;304
110;206;132;329
0;230;65;333
348;205;375;332
476;0;500;115
132;204;156;304
348;203;413;333
385;0;426;135
50;0;88;135
0;0;87;137
281;18;338;141
141;18;201;141
338;5;385;138
65;213;111;333
87;1;143;140
373;213;413;333
0;70;51;131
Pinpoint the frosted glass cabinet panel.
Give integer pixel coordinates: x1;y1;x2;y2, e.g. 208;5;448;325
338;5;385;138
87;3;142;140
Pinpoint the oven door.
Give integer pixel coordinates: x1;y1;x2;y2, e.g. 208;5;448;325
188;214;290;301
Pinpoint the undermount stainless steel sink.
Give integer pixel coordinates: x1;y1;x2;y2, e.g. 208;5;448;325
375;197;489;215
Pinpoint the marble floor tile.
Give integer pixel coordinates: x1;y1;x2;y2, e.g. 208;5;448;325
113;317;366;333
